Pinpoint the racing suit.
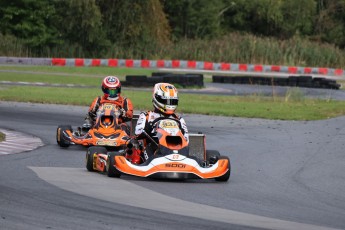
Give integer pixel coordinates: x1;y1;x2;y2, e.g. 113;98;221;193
83;95;133;134
135;109;189;161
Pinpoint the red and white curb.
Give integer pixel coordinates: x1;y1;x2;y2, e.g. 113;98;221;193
0;56;344;77
0;129;43;155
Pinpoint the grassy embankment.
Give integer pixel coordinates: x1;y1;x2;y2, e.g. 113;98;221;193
1;65;345;120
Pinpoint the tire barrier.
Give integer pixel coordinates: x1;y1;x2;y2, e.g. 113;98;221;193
212;75;341;89
123;72;204;88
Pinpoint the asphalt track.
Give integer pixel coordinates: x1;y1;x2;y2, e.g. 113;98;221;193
1;99;345;230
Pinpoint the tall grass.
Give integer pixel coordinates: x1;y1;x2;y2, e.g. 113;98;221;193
0;34;29;57
1;32;345;68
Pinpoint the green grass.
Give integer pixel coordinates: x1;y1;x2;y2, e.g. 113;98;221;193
0;65;154;77
0;65;214;85
1;85;345;120
1;65;345;120
0;132;5;142
0;71;102;86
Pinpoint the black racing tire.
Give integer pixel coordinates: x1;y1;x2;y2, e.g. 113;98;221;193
215;156;231;182
56;125;72;148
106;152;122;178
206;150;220;163
86;146;107;172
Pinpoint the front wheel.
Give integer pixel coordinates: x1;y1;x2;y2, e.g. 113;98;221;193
215;156;231;182
86;146;107;172
106;152;122;178
56;125;72;148
206;150;220;164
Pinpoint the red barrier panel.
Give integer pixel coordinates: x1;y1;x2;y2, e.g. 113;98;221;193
220;63;230;70
91;59;101;66
52;58;66;66
204;62;213;70
187;60;196;68
172;60;180;68
254;65;263;72
304;67;312;74
288;67;298;74
75;59;84;67
157;60;165;68
271;66;280;72
319;68;328;75
125;59;133;68
108;59;118;67
141;60;150;68
239;64;248;71
334;69;343;76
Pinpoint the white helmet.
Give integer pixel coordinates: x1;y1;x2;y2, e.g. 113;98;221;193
152;83;178;115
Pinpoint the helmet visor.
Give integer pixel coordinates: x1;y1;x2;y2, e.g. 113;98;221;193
104;88;121;97
155;95;178;105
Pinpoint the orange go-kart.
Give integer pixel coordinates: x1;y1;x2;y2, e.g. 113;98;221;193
56;103;131;149
86;117;231;182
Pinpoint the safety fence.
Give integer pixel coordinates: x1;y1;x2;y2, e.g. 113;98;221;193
0;56;344;77
50;58;344;77
0;56;343;89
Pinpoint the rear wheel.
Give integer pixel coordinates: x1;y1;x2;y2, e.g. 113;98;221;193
215;156;231;182
56;125;72;147
106;152;122;178
86;146;107;172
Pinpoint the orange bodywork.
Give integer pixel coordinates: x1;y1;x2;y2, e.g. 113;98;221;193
65;128;128;147
65;103;131;147
87;118;230;181
153;119;189;150
109;117;229;179
113;155;229;179
93;153;108;172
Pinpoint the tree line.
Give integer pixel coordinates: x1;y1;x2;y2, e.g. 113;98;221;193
1;0;345;67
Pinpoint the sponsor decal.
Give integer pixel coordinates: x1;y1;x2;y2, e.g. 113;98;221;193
165;163;186;168
96;139;117;146
143;151;149;160
103;104;115;110
159;120;178;129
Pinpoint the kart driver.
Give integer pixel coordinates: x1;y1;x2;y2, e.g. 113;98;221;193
134;82;189;161
82;76;133;134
